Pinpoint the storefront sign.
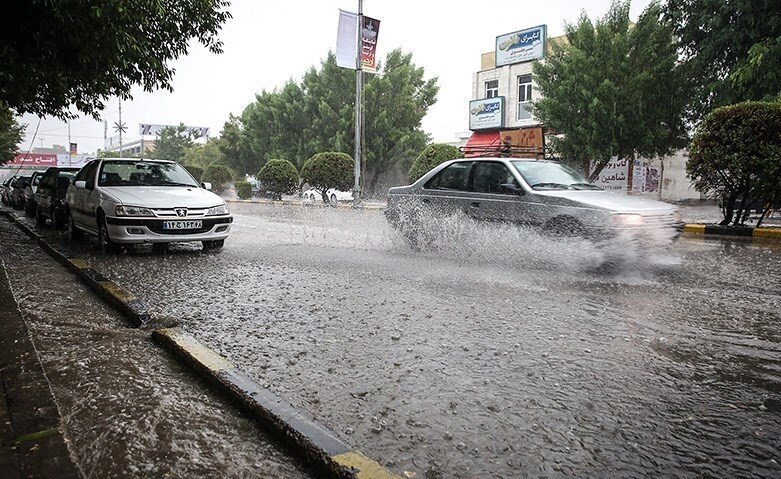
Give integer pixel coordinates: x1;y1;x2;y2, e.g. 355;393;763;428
139;124;210;138
496;25;546;67
7;153;58;167
469;97;505;131
500;127;543;151
594;158;629;192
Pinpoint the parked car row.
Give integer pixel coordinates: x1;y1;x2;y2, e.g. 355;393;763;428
3;158;232;253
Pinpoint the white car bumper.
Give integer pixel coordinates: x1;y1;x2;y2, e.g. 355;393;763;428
105;215;233;244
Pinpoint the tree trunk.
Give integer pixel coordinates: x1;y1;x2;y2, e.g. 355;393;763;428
720;193;736;226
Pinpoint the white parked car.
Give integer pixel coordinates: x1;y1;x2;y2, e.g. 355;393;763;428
65;158;233;252
302;188;354;204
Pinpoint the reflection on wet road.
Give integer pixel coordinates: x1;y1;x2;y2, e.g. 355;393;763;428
25;204;781;478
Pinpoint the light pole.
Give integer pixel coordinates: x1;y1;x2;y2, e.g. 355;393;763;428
353;0;363;202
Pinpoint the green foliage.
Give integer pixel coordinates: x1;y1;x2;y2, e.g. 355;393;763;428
97;150;121;158
220;49;438;193
154;124;194;162
182;140;226;168
184;165;204;182
533;1;688;179
234;180;253;200
408;143;461;182
664;0;781;121
203;164;234;192
0;1;230;119
0;103;23;165
299;152;353;202
687;101;781;226
257;159;298;200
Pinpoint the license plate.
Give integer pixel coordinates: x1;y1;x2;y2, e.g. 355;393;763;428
162;220;202;230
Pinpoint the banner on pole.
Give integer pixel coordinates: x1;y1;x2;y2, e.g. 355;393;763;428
69;142;77;156
139;124;209;138
336;10;358;69
361;16;380;73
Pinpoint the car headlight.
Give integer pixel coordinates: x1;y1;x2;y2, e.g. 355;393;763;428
611;213;644;226
115;205;154;217
206;204;229;216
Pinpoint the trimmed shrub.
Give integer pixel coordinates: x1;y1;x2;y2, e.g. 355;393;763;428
184;165;204;182
688;101;781;226
257;159;298;200
235;180;252;199
408;143;461;182
299;152;353;203
203;164;234;191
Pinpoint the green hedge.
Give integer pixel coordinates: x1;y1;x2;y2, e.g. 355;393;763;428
257;159;298;200
203;164;234;191
235;180;252;199
299;152;353;202
184;165;204;182
408;143;461;182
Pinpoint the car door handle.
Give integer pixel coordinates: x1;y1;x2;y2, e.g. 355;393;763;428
470;202;480;208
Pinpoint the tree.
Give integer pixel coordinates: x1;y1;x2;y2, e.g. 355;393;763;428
664;0;781;122
97;150;121;158
234;180;252;199
184;165;204;182
0;1;230;119
299;152;353;203
218;114;258;175
533;1;689;180
257;159;298;200
154;124;194;162
687;101;781;226
408;143;461;182
203;164;234;192
222;49;438;195
182;140;226;168
0;102;23;165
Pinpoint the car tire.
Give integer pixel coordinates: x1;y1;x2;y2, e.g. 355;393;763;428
35;206;46;226
25;201;35;217
97;214;119;254
67;210;83;240
202;239;224;250
53;208;66;229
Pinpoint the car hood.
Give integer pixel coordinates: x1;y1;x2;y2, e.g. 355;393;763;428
533;190;676;214
101;186;224;208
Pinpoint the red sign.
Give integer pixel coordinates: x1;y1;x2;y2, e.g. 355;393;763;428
361;16;380;73
7;153;58;167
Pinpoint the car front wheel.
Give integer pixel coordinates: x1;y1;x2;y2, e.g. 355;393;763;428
97;215;119;253
35;206;46;226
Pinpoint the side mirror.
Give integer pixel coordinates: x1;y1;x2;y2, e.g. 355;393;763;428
501;182;524;195
202;182;212;191
74;180;86;189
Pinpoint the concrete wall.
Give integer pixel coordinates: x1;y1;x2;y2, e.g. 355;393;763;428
473;62;540;129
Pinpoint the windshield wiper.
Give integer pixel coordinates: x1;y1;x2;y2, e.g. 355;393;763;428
530;182;571;189
160;182;197;187
569;182;601;190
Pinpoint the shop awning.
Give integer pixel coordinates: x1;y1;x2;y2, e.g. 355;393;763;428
462;131;501;157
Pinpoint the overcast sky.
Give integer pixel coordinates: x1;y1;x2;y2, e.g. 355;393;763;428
19;0;653;154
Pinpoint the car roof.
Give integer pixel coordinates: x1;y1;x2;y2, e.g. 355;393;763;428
98;157;175;163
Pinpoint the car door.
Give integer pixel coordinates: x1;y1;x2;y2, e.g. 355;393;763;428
70;161;98;228
81;160;102;232
418;161;475;218
468;161;545;227
35;170;54;213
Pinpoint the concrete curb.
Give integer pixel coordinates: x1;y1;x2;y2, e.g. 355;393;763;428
683;223;781;240
225;199;386;211
152;328;399;479
0;211;152;327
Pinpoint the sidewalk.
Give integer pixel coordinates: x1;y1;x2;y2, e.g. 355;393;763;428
0;260;81;479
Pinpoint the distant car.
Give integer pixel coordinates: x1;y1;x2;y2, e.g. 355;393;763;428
9;176;31;210
302;188;354;204
1;175;17;206
23;170;46;216
34;167;80;228
385;157;683;248
65;158;233;252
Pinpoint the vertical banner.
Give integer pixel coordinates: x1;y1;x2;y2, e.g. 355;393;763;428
69;142;77;155
361;16;380;73
336;10;358;69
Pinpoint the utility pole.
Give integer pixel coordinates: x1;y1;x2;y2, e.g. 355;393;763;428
353;0;363;201
118;99;123;157
67;120;72;166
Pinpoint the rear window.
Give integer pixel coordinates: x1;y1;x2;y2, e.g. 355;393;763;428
425;162;474;191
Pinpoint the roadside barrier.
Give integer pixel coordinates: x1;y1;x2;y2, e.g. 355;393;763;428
682;223;781;240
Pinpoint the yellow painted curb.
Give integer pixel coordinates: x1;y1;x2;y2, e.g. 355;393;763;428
683;224;706;234
333;451;401;479
155;328;234;372
69;258;92;269
753;228;781;239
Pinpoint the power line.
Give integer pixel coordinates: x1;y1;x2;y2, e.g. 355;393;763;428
12;117;43;175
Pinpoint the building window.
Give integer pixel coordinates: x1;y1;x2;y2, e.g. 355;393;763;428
485;79;499;99
517;74;533;120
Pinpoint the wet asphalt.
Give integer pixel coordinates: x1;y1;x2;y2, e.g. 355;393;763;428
6;203;781;478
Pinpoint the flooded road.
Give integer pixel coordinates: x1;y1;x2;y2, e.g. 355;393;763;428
17;203;781;478
0;218;312;479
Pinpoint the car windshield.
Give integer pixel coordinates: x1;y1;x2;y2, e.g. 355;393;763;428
98;161;200;187
511;161;601;190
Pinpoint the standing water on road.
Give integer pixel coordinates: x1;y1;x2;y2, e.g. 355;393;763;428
47;205;781;478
